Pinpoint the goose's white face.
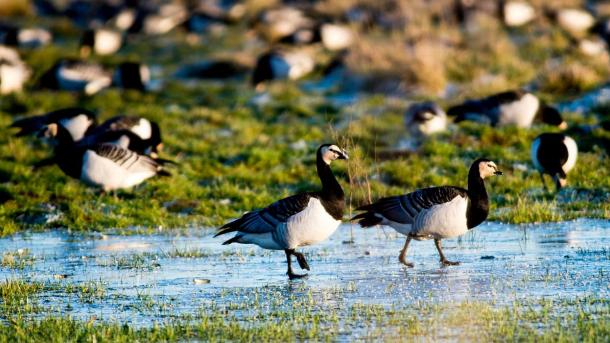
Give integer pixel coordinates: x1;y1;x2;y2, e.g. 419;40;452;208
40;123;58;138
321;145;348;164
479;161;502;179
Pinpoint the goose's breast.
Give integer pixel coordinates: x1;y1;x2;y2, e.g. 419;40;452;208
413;195;469;239
285;197;341;248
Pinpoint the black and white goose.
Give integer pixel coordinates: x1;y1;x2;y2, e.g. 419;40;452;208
215;144;348;279
531;133;578;191
352;159;502;267
39;59;113;95
0;46;31;94
80;28;123;57
10;107;97;142
0;24;52;48
405;102;448;138
251;49;315;90
40;123;169;191
447;90;567;129
87;115;162;156
112;62;151;91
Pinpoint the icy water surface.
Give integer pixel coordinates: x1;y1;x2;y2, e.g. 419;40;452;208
1;219;608;326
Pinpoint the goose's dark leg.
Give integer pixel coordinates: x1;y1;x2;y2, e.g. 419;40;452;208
292;251;310;271
285;249;307;279
434;239;460;266
539;172;549;192
398;237;414;267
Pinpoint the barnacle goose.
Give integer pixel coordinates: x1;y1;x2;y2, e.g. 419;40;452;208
251;49;314;89
215;144;348;279
80;28;123;57
0;24;52;48
10;107;97;142
112;62;151;91
0;46;31;94
174;60;249;80
405;102;448;138
87;115;162;156
40;123;169;191
447;90;567;129
39;59;113;95
531;133;578;191
353;159;502;267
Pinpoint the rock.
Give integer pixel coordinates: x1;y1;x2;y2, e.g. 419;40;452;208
193;278;210;285
481;255;495;260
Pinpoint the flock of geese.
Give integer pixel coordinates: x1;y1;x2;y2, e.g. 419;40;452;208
4;0;600;279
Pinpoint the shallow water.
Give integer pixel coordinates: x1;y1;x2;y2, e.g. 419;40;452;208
1;219;608;326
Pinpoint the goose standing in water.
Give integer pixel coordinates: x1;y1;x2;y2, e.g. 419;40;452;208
531;133;578;191
353;159;502;267
447;90;567;129
215;144;348;279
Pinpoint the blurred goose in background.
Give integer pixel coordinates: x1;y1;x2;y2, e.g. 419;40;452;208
10;107;97;141
39;59;113;95
256;7;314;42
251;49;315;90
0;24;52;48
113;62;152;91
0;46;31;94
405;102;448;138
447;90;567;129
215;144;348;279
87;115;162;156
174;60;249;80
40;123;169;191
80;28;123;57
353;159;502;267
531;133;578;191
501;1;536;27
555;8;595;35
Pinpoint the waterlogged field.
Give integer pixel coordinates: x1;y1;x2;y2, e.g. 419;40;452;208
0;219;608;341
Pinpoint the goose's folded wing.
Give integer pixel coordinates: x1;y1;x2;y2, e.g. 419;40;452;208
215;192;312;236
92;143;160;173
356;186;467;224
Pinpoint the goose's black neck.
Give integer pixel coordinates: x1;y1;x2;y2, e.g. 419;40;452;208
466;164;489;229
53;126;84;179
316;150;344;220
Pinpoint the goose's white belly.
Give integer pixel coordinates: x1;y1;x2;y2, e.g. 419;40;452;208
381;196;469;240
283;197;341;248
80;150;155;191
562;136;578;173
497;93;539;128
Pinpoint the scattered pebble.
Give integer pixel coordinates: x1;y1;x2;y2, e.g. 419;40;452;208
481;255;495;260
364;251;371;255
53;274;69;279
193;278;210;285
342;240;355;244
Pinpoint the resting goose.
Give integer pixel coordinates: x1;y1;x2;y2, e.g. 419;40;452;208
80;28;123;57
251;49;314;89
112;62;151;91
10;107;97;141
40;123;169;191
0;46;31;94
39;59;113;95
405;102;448;138
531;133;578;191
0;24;52;48
448;90;567;129
87;115;162;156
353;159;502;267
215;144;348;279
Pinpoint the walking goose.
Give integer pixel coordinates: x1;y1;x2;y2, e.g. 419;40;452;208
405;102;448;138
10;107;97;142
352;159;502;267
215;144;348;279
40;123;169;191
447;90;567;129
531;133;578;191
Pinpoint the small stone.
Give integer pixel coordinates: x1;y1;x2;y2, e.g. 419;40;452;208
364;251;371;255
193;278;210;285
481;255;495;260
53;274;68;279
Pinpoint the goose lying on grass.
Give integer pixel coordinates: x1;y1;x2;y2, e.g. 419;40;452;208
353;159;502;267
215;144;348;279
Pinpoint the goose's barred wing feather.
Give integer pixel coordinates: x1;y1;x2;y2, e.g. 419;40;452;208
356;186;467;224
215;192;313;236
93;143;160;172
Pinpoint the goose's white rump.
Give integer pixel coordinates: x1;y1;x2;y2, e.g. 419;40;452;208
235;198;341;250
377;195;469;240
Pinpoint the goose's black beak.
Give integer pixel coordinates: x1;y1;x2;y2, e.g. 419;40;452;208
338;150;349;160
494;170;503;176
